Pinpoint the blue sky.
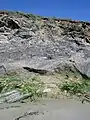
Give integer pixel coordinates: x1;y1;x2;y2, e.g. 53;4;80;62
0;0;90;21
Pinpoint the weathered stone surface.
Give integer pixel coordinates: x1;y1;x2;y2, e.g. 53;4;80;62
0;90;32;103
0;11;90;78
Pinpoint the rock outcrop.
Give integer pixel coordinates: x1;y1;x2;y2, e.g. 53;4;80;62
0;11;90;78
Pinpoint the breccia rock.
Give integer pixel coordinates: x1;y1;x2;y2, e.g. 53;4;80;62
0;11;90;78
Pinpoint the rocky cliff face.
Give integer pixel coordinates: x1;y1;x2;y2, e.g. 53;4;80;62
0;11;90;78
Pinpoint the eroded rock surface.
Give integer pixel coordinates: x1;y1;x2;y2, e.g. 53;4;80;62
0;11;90;77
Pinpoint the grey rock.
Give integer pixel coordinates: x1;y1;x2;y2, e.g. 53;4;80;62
74;60;90;78
0;90;17;98
0;11;90;78
1;16;20;29
7;93;32;103
0;90;32;103
0;90;20;103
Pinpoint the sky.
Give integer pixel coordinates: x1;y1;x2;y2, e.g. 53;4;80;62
0;0;90;21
